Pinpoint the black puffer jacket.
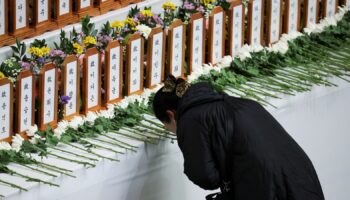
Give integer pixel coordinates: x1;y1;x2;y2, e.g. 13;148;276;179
176;82;324;200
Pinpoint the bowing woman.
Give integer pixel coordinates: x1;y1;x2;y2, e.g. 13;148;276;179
153;76;324;200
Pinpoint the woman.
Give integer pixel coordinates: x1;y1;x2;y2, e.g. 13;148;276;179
153;76;324;200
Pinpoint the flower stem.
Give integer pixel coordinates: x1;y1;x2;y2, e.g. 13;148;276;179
0;179;28;191
47;152;95;167
23;164;58;178
64;142;119;162
49;146;99;162
11;170;59;187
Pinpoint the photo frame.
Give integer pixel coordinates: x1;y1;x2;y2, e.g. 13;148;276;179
126;33;144;96
104;40;123;105
247;0;264;46
283;0;301;33
15;70;35;137
229;0;245;57
0;78;13;142
266;0;283;44
61;55;80;120
38;63;58;131
168;19;186;78
208;6;226;65
188;12;205;73
82;47;102;114
146;27;165;89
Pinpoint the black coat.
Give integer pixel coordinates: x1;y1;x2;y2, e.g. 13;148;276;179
176;82;324;200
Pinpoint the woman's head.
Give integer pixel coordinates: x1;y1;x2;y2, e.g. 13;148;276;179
153;75;190;133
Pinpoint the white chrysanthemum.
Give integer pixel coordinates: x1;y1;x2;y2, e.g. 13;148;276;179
29;134;41;145
117;100;129;109
136;24;152;39
98;110;114;119
220;56;233;68
84;111;98;124
26;124;38;137
69;116;84;130
237;46;252;61
53;127;65;139
57;120;69;131
11;134;24;152
0;141;12;151
251;45;264;52
106;103;115;111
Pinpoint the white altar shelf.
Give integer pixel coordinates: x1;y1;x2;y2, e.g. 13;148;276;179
1;77;350;200
0;0;182;64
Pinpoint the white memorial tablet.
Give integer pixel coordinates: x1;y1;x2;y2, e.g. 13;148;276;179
16;0;27;29
87;54;99;108
129;39;142;94
171;26;184;77
0;82;11;140
191;18;204;70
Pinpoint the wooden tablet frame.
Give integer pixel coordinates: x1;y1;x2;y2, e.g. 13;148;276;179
8;0;35;39
0;78;13;142
208;6;226;65
266;0;283;44
38;63;59;131
61;55;80;120
146;27;166;89
15;70;35;136
126;33;144;96
82;47;102;114
104;40;123;105
74;0;100;18
247;0;264;46
229;0;245;57
53;0;79;28
188;12;206;73
283;0;301;33
167;19;186;78
0;0;15;47
322;0;338;18
303;0;320;28
95;0;121;14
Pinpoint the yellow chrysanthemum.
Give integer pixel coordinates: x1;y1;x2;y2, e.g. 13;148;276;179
83;36;97;47
162;1;177;10
140;9;154;17
124;17;137;27
41;46;51;55
111;20;124;29
200;0;216;6
73;43;84;55
0;71;5;79
28;46;50;57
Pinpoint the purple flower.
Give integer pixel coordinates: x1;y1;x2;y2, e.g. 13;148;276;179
184;1;195;10
196;5;205;12
50;50;66;58
37;57;45;64
153;15;164;25
60;95;71;105
19;61;32;70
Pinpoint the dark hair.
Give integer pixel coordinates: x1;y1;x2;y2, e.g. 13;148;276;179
153;75;190;123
